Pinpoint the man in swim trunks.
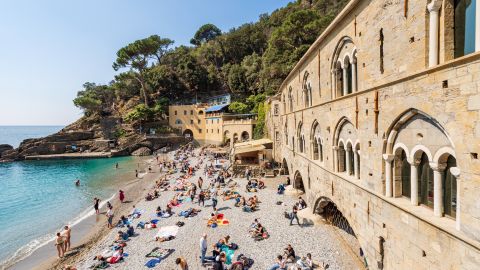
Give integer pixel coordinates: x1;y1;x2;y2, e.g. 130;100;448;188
62;225;71;251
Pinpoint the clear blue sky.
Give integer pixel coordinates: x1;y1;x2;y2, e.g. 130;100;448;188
0;0;291;126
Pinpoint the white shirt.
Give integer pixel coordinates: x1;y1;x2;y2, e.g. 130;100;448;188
107;209;114;217
200;237;207;250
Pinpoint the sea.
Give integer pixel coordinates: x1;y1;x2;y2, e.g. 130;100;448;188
0;126;140;267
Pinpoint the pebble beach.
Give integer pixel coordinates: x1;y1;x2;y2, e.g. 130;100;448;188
65;146;362;270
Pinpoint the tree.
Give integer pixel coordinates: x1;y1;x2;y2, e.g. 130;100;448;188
73;82;115;115
190;24;222;46
124;104;154;124
228;102;250;114
113;35;174;106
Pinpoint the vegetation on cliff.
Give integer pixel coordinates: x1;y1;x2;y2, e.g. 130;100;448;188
73;0;349;138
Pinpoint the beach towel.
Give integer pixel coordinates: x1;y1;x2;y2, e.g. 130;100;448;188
155;226;179;239
145;258;161;268
220;245;235;265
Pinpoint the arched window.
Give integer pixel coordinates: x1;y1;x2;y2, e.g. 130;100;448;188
284;121;289;145
311;122;321;160
319;139;324;162
198;110;204;115
443;155;457;218
454;0;476;58
346;142;354;176
334;118;358;176
394;149;410;198
302;72;312;107
331;37;358;98
418;152;434;209
338;141;346;172
288;87;294;112
175;119;182;125
282;94;286;114
297;122;305;153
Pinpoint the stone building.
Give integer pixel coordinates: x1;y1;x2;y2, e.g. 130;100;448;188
265;0;480;269
168;99;256;146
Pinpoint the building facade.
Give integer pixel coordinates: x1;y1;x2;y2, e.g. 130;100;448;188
168;102;256;146
265;0;480;269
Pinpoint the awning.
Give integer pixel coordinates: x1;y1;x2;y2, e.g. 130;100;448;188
205;104;229;113
234;145;266;155
233;138;273;148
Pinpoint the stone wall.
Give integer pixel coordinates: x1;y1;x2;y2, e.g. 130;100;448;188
265;0;480;269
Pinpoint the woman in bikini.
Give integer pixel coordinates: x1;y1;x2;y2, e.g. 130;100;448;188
55;232;65;258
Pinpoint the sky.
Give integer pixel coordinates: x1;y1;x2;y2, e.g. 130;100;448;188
0;0;291;126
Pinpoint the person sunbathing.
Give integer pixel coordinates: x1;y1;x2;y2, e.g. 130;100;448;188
207;213;218;227
258;179;265;189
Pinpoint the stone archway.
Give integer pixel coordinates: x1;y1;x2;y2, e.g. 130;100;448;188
282;158;290;175
314;196;368;268
293;170;305;193
183;129;193;140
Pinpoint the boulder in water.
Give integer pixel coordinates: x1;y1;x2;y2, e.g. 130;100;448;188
131;147;152;156
0;144;14;157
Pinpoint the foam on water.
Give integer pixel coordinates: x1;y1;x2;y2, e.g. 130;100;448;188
0;157;140;269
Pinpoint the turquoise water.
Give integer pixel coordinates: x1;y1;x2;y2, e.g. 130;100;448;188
0;126;63;147
0;156;140;266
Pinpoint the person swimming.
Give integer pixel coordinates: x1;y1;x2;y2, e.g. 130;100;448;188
74;179;80;186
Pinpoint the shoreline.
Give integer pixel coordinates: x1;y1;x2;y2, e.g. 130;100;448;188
7;157;162;270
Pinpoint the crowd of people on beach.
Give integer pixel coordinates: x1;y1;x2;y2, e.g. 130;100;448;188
55;142;329;270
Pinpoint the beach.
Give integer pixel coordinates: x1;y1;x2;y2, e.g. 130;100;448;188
4;157;154;270
25;146;365;270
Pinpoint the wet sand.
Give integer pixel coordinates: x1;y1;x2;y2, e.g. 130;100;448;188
8;157;163;270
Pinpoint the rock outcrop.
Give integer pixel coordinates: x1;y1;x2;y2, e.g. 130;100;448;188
0;144;13;157
131;147;152;156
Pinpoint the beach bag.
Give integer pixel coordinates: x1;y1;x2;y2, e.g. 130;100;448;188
230;243;239;250
91;261;109;269
211;223;217;228
176;221;185;227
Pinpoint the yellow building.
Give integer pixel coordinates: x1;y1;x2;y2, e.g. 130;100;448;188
169;102;256;146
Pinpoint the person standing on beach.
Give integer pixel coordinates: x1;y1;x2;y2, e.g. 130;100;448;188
135;169;138;178
54;232;64;258
106;205;114;229
210;186;218;209
198;190;205;207
119;190;125;203
200;233;207;265
198;177;203;190
93;198;100;214
115;163;119;169
62;225;71;252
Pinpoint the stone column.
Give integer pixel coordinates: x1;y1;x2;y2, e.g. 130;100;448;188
409;158;420;205
383;154;394;197
431;162;446;217
450;167;461;230
427;1;442;67
331;70;336;99
342;66;348;96
346;147;352;175
351;58;357;92
333;146;339;172
353;149;359;179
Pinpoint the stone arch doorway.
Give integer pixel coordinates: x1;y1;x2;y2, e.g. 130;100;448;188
293;170;305;193
183;129;193;140
314;197;368;268
223;130;231;146
281;158;290;176
241;131;249;142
